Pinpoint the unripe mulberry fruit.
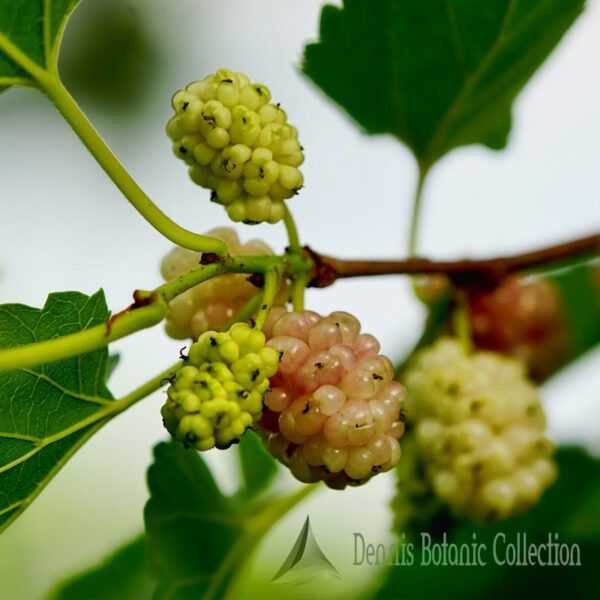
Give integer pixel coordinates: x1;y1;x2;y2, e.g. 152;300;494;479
167;68;304;224
469;275;570;380
162;322;279;451
161;227;286;339
256;308;405;489
403;337;556;522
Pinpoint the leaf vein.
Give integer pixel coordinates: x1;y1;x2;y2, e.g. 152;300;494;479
20;368;112;405
422;0;518;166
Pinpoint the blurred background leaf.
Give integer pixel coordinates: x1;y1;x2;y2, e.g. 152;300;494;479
378;447;600;599
236;430;278;500
49;432;281;599
144;442;242;599
58;0;161;112
51;534;154;600
303;0;585;173
546;258;600;367
144;440;303;599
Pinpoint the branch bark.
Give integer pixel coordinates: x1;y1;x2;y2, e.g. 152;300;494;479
307;233;600;288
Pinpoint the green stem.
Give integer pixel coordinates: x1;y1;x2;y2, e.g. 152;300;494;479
283;206;302;254
255;269;279;330
452;292;473;354
408;167;428;257
111;361;182;412
154;264;223;303
221;292;264;331
155;254;312;304
0;303;166;373
291;273;307;311
0;254;313;373
40;77;227;255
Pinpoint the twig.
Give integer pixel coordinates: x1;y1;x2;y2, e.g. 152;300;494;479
307;233;600;289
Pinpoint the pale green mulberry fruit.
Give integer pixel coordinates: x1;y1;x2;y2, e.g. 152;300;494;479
403;337;556;521
162;323;279;450
167;68;304;224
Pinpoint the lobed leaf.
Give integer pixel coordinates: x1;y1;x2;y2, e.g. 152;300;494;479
303;0;585;171
0;290;115;532
145;441;307;600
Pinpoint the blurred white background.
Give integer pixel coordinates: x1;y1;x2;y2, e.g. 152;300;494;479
0;0;599;597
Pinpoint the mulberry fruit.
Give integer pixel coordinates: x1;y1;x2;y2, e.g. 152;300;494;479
403;337;557;521
162;323;279;450
167;68;304;224
469;275;570;380
256;308;405;489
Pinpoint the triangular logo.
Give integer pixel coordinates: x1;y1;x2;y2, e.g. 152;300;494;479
272;516;340;584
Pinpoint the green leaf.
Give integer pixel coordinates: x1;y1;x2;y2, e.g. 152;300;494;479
543;257;600;368
379;447;600;599
145;442;312;600
0;0;81;89
59;0;161;109
0;290;115;533
237;430;278;499
51;534;156;600
107;353;121;380
303;0;585;170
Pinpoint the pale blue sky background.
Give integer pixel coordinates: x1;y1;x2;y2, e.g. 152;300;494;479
0;1;599;597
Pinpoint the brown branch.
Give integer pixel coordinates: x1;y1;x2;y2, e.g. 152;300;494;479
307;233;600;289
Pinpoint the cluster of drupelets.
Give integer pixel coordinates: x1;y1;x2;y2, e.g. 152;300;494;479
162;323;279;450
167;69;304;224
257;308;405;489
161;69;558;518
403;338;556;521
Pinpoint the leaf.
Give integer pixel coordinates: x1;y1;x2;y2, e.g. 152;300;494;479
107;353;121;380
379;447;600;599
0;0;81;89
145;442;311;600
0;290;115;532
145;443;240;599
50;534;156;600
237;429;278;499
543;257;600;367
303;0;585;171
59;0;160;109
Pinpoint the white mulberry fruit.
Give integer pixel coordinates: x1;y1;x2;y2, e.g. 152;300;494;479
167;68;304;224
403;337;557;521
162;323;279;450
256;308;405;489
161;227;285;339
